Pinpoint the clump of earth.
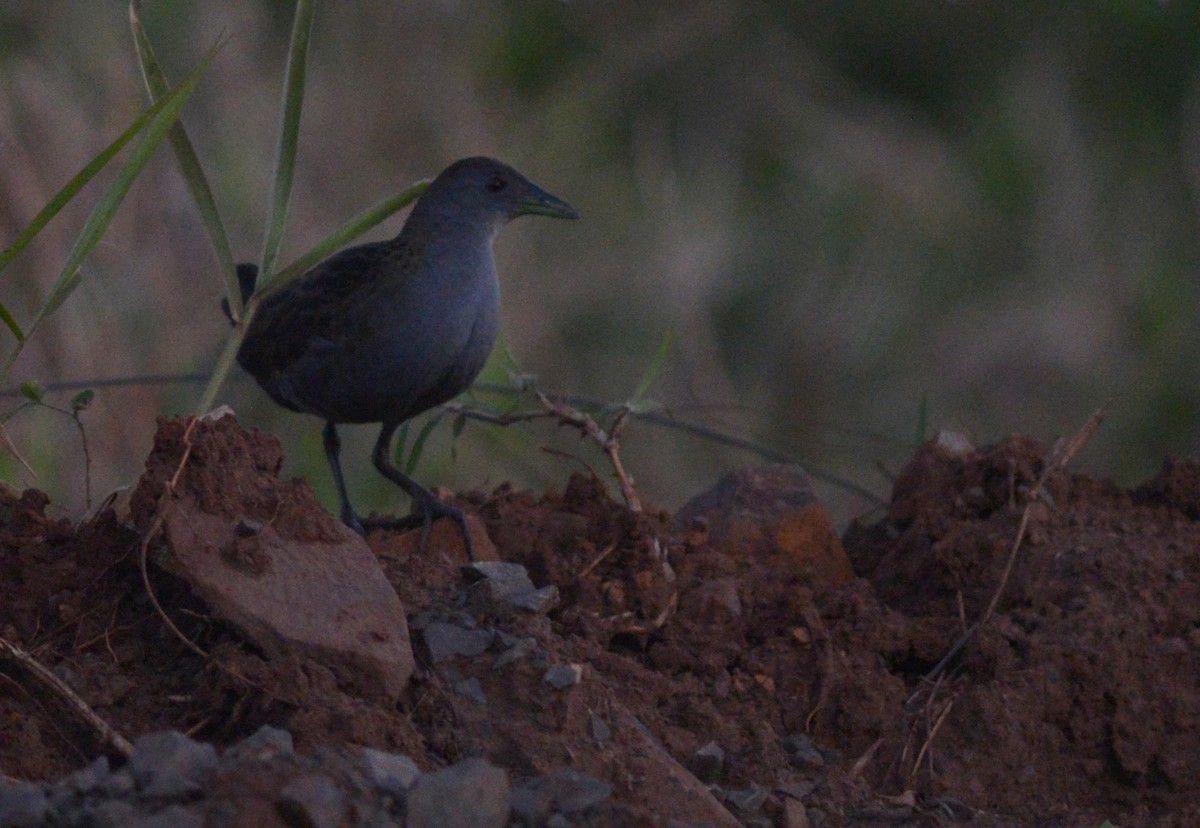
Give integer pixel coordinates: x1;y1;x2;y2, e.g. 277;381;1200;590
0;415;1197;826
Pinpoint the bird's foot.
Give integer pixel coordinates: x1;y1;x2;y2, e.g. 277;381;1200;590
357;498;474;560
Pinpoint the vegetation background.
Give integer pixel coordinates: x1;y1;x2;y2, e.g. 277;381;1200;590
2;1;1199;526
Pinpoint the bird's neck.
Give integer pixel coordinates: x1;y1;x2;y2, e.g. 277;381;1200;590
397;208;501;254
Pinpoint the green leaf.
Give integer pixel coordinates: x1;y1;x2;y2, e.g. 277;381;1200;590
0;51;204;281
5;37;223;376
452;411;467;439
405;415;443;476
629;327;674;404
394;422;410;465
254;181;429;298
19;381;44;403
195;320;245;414
69;389;95;412
131;0;238;317
258;0;315;282
0;303;23;342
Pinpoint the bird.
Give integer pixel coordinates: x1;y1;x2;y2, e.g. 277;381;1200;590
234;157;578;558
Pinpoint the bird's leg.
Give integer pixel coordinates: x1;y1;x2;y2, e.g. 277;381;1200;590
365;422;475;559
323;421;366;536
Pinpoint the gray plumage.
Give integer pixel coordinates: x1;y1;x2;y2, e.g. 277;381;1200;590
236;157;578;554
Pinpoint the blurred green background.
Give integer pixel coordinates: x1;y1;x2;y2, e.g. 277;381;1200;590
2;1;1199;527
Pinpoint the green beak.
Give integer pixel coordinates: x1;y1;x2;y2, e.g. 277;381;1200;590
519;186;580;220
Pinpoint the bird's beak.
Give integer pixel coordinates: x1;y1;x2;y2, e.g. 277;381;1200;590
518;186;580;220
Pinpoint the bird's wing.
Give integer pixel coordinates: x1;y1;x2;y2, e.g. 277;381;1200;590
237;241;396;379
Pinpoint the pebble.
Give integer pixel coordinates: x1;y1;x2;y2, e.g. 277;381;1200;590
359;747;421;795
510;768;613;820
725;784;768;816
422;622;494;663
493;636;538;669
129;731;218;799
784;733;825;771
542;663;583;689
223;724;295;763
405;758;510;828
0;779;49;827
275;773;347;828
462;561;535;601
688;741;725;782
510;585;560;614
589;713;611;746
454;676;488;704
127;803;205;828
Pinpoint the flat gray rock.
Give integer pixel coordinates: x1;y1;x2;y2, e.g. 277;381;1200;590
129;731;218;799
406;758;509;828
423;622;494;662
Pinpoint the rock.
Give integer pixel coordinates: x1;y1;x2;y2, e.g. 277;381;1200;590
688;741;725;782
359;747;421;795
510;585;559;614
224;725;295;763
454;676;488;704
725;784;768;816
405;758;509;828
274;773;347;828
422;622;494;662
784;734;825;771
784;797;810;828
129;731;218;799
0;779;49;827
86;799;139;828
542;663;583;689
62;756;109;793
509;768;612;819
493;636;538;669
462;561;535;600
672;464;853;589
132;416;414;702
590;713;611;746
127;804;205;828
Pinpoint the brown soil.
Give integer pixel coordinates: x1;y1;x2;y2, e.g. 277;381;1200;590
2;417;1199;826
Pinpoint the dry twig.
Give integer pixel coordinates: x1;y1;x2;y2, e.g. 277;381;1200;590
0;635;134;757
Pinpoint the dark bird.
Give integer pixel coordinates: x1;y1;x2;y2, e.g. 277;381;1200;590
235;157;578;556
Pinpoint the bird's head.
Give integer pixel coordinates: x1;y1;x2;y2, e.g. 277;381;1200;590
414;157;579;233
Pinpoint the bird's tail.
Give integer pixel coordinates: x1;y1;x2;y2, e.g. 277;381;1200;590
220;263;259;324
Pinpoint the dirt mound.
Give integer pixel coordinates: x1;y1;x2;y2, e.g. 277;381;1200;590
1;417;1198;825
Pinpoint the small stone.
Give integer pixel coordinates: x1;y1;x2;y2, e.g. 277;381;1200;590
224;725;295;762
63;756;110;793
542;663;582;689
589;713;611;746
784;734;825;771
99;769;136;798
275;773;347;828
688;741;724;782
129;731;218;799
127;804;205;828
725;784;768;816
422;622;494;663
360;748;421;795
462;562;535;602
784;798;810;828
0;779;49;827
454;676;488;704
510;586;560;614
509;769;611;818
493;637;538;669
776;780;816;800
86;800;138;828
405;758;509;828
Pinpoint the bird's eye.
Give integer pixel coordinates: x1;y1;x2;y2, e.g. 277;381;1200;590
485;177;506;193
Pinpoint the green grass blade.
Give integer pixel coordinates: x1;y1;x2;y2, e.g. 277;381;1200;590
4;39;221;375
0;66;196;284
629;327;675;404
258;0;315;282
130;1;238;317
0;304;22;341
254;180;429;298
196;320;246;414
405;414;443;475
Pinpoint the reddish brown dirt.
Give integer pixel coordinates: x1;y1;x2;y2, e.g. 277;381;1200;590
2;417;1199;826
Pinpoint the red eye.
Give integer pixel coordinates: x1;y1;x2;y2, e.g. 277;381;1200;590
485;177;506;193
